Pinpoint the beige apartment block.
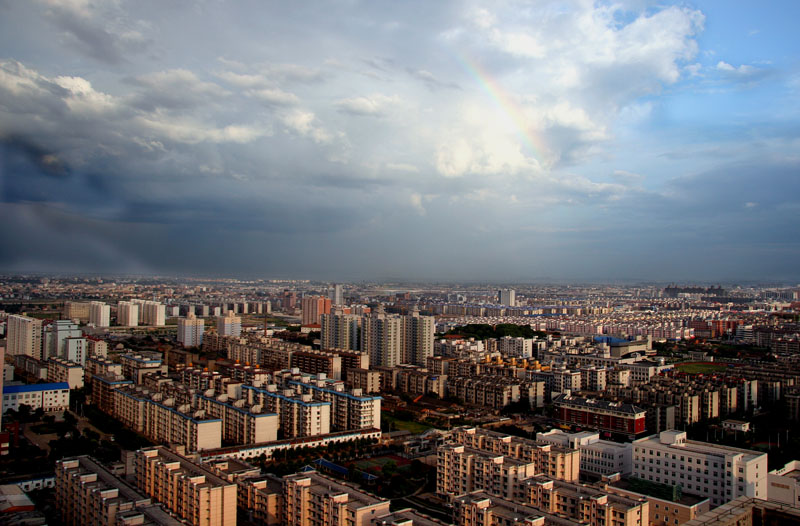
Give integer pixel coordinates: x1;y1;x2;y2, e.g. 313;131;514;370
283;470;390;526
346;368;381;393
603;477;711;526
135;447;237;526
450;427;580;482
195;394;279;444
112;387;222;452
55;455;182;526
519;476;649;526
437;444;539;501
453;491;584;526
47;357;84;389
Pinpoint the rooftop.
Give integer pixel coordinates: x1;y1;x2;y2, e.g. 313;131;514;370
3;382;69;394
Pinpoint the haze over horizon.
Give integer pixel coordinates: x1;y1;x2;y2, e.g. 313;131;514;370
1;1;799;282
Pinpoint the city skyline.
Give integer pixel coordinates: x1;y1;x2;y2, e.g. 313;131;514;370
1;1;799;281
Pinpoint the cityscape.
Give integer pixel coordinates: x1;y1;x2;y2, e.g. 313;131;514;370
2;1;800;526
0;277;799;525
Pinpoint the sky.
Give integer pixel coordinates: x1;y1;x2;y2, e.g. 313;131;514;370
0;0;799;283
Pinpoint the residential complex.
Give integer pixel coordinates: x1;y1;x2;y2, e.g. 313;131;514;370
135;447;237;526
55;455;183;526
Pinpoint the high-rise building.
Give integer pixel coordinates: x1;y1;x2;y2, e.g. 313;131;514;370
133;300;166;326
6;314;43;360
498;289;516;307
320;310;360;351
216;312;242;337
329;284;344;305
48;320;81;359
89;301;110;327
117;301;139;326
62;301;90;323
361;306;402;368
402;306;435;366
177;313;204;348
301;296;331;325
64;337;88;365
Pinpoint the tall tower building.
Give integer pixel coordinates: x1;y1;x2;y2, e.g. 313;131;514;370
216;312;242;337
301;296;331;325
498;289;516;307
402;307;435;366
48;320;82;359
329;284;344;306
178;313;205;348
89;301;110;327
361;306;402;367
321;310;360;351
6;314;43;360
117;301;139;326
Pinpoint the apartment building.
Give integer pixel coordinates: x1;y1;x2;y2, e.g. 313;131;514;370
177;313;204;348
449;427;580;482
301;296;332;326
62;301;90;323
121;352;167;383
290;349;342;380
361;308;403;368
85;356;123;386
321;310;360;351
55;456;182;526
87;337;108;357
113;387;222;452
283;470;390;526
6;314;42;360
289;378;381;432
346;368;381;394
632;431;767;508
47;357;84;389
403;307;435;366
603;477;711;526
519;476;649;526
2;382;69;413
89;301;110;327
90;373;133;414
117;300;139;326
135;447;237;526
195;394;279;444
446;376;534;409
437;444;538;500
44;319;81;359
537;429;633;477
244;385;332;438
453;491;560;526
217;312;242;337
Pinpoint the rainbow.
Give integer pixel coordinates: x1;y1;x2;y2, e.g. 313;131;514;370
454;53;547;162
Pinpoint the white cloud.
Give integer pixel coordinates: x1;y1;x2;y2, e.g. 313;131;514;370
281;110;333;144
134;69;228;97
335;94;399;116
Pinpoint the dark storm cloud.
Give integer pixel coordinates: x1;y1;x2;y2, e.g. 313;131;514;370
0;1;797;280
